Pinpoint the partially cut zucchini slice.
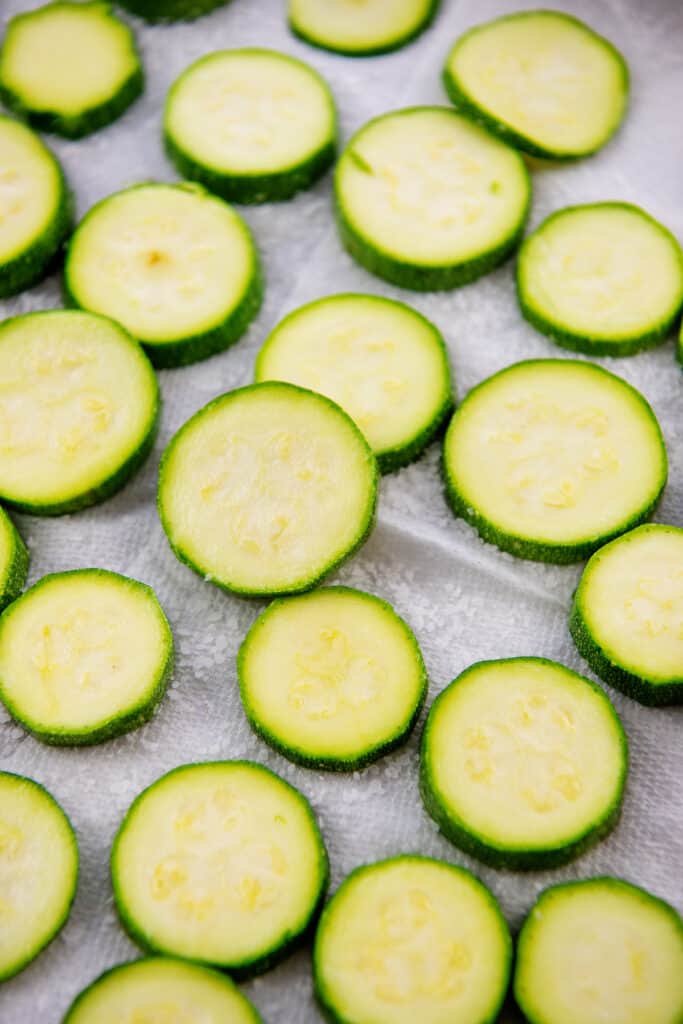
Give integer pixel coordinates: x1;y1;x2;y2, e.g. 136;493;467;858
444;11;629;160
116;0;230;22
571;524;683;706
0;116;71;298
335;107;530;291
0;569;173;745
238;586;427;771
0;771;78;981
255;294;453;471
165;49;337;204
420;657;627;870
0;310;158;515
443;359;667;563
518;204;683;356
112;761;328;976
288;0;439;57
0;506;28;612
158;382;378;596
0;2;143;139
64;183;262;368
314;855;511;1024
514;878;683;1024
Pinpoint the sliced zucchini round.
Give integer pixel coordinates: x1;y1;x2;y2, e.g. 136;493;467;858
64;183;262;368
165;49;337;204
0;2;143;139
514;878;683;1024
238;586;427;771
0;506;28;612
111;761;328;976
518;204;683;356
443;11;629;160
443;359;667;563
0;569;173;745
116;0;230;22
0;771;78;981
158;382;378;596
335;107;530;291
571;524;683;707
0;116;71;298
0;310;158;515
255;294;452;471
288;0;439;57
314;855;511;1024
421;658;627;871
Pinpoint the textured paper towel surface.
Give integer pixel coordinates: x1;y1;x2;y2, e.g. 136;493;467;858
1;0;682;1020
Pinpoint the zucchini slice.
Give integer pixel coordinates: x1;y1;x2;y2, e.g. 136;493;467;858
63;957;262;1023
443;359;667;563
314;855;511;1024
116;0;230;22
0;310;158;515
0;116;71;298
0;2;143;139
420;658;627;871
238;586;427;771
335;107;530;291
443;11;629;160
288;0;439;57
0;771;78;981
165;49;337;204
0;506;28;612
0;569;173;745
111;761;328;976
518;204;683;356
64;183;262;368
158;382;378;596
514;878;683;1024
571;524;683;706
255;294;453;471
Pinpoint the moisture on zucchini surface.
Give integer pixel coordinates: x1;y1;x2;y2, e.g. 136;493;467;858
514;878;683;1024
116;0;230;22
518;204;683;356
443;359;667;563
112;761;328;975
255;294;453;471
0;310;158;514
0;569;173;745
571;524;683;706
0;506;28;613
0;116;71;298
314;855;511;1024
165;49;337;204
288;0;439;56
0;2;143;139
0;771;78;982
443;10;629;160
158;382;378;596
335;106;530;291
64;183;262;368
420;658;627;870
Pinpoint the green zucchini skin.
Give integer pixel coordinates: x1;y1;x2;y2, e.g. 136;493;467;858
0;510;29;613
376;393;453;473
116;0;231;21
288;0;441;57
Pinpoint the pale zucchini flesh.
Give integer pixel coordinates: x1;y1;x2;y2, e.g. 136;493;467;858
288;0;439;56
0;505;29;612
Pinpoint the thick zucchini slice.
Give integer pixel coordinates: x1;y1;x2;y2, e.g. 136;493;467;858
238;586;427;771
0;2;143;139
288;0;439;57
64;183;262;368
0;310;158;514
443;359;667;563
518;204;683;356
514;878;683;1024
0;506;28;612
571;524;683;706
314;855;511;1024
0;116;71;297
0;569;173;745
165;49;337;204
336;107;530;291
158;382;378;596
443;11;629;160
111;761;328;976
420;658;627;870
0;771;78;981
116;0;230;22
